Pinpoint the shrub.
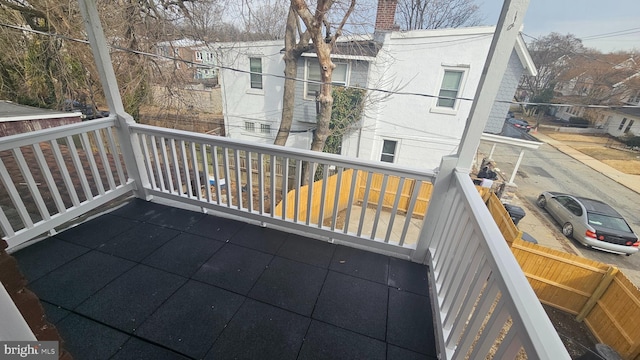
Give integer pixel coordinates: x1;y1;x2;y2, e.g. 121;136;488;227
620;133;640;148
568;117;590;128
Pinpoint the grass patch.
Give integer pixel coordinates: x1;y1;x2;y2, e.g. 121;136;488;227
575;146;640;175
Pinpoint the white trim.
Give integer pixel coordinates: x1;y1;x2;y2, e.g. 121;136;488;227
481;132;543;150
515;35;538;77
0;112;83;123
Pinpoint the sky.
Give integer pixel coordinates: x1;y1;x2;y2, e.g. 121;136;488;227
479;0;640;53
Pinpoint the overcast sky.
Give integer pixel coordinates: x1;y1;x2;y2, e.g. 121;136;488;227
479;0;640;53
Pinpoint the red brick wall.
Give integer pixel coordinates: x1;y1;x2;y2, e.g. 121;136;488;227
375;0;398;31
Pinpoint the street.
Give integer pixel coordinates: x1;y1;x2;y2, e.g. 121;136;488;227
478;138;640;286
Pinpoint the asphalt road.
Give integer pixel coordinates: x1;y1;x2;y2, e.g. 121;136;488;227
478;135;640;285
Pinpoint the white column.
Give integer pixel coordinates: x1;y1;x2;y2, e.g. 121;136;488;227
456;0;531;171
509;149;525;184
77;0;150;199
0;282;36;341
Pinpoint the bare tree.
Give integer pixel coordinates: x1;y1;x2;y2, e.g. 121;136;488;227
396;0;483;30
274;5;311;146
520;33;585;106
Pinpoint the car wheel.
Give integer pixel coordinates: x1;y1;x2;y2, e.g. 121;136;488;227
537;195;547;208
562;222;573;237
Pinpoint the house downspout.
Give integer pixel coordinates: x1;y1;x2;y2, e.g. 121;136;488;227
77;0;151;199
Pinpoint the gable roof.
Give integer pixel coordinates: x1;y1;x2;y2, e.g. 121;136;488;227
0;101;81;123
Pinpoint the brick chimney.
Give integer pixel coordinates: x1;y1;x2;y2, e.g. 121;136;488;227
374;0;398;31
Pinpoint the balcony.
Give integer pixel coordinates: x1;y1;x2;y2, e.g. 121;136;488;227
0;1;568;359
0;115;568;359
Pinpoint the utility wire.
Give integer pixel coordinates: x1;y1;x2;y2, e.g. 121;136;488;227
1;22;638;111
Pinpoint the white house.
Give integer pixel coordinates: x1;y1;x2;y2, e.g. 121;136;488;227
216;4;536;170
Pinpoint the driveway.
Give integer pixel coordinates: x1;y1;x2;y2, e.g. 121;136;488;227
478;132;640;287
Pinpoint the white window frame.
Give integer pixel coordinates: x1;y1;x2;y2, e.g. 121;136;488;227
431;66;468;115
380;139;398;163
245;122;255;132
304;58;349;100
249;57;263;90
260;123;271;134
195;51;203;61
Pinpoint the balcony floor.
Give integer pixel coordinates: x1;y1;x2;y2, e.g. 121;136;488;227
14;199;437;360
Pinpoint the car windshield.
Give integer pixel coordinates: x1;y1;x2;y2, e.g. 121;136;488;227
587;212;632;233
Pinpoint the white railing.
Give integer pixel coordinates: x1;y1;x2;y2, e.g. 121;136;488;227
424;167;569;359
0;119;568;358
130;123;435;258
0;116;135;249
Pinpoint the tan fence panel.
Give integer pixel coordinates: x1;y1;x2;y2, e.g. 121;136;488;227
355;173;433;218
486;193;522;244
511;239;610;314
585;272;640;360
274;169;356;223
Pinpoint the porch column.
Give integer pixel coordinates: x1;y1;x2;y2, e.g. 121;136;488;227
412;156;457;263
78;0;150;199
456;0;530;171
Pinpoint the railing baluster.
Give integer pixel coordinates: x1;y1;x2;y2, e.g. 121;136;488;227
139;134;156;190
370;174;389;240
80;132;105;195
0;156;33;228
104;127;125;185
0;204;14;239
170;139;182;195
305;162;314;226
399;180;422;247
150;135;166;192
12;147;51;221
357;172;373;237
180;140;193;199
32;143;66;214
246;152;253;212
317;164;329;229
93;130;116;191
343;168;359;234
160;137;174;194
293;159;302;223
258;153;265;215
385;177;405;243
201;144;212;202
211;145;222;205
281;158;289;221
234;149;242;209
222;147;231;207
190;142;202;201
49;139;80;207
330;167;343;231
65;135;93;201
269;155;276;216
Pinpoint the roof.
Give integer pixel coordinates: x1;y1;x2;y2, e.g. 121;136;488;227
301;40;382;60
614;106;640;118
13;199;437;359
0;101;81;122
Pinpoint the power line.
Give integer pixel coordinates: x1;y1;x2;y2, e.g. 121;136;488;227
1;22;638;112
580;27;640;41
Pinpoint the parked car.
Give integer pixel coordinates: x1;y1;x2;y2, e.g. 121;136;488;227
506;118;532;132
536;192;639;256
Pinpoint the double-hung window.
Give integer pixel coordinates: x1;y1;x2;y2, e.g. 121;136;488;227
306;59;348;99
249;57;263;89
380;140;397;163
437;70;464;109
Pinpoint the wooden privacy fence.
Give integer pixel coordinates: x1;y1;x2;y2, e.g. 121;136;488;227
487;192;640;360
274;170;491;222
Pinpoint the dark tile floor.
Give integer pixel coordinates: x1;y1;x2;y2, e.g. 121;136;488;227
14;199;437;360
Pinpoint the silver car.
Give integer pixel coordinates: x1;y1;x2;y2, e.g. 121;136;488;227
537;192;639;256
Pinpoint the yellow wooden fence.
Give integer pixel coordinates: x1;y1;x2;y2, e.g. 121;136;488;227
488;193;640;360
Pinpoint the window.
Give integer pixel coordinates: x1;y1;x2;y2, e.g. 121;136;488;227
624;119;634;134
260;124;271;134
618;118;627;130
380;140;397;163
249;57;263;89
306;59;348;98
205;52;214;62
437;70;464;108
245;122;255;132
195;51;202;61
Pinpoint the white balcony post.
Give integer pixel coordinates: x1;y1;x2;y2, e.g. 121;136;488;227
77;0;150;199
456;0;530;171
412;155;457;263
0;282;36;341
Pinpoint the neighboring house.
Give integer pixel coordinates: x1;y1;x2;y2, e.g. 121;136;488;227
553;54;639;124
600;107;640;138
215;4;536;170
155;39;218;86
0;101;82;137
